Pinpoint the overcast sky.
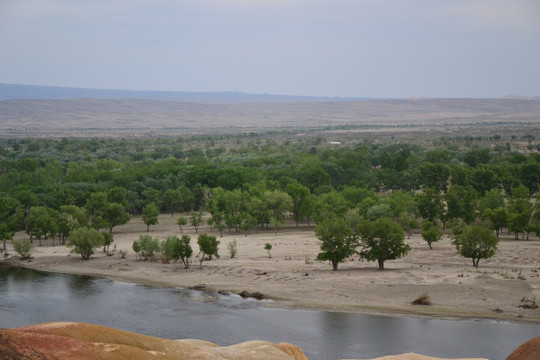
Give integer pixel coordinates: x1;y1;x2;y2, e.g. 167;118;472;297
1;0;539;98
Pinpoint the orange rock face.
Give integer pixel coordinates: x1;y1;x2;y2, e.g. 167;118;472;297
0;322;308;360
505;336;540;360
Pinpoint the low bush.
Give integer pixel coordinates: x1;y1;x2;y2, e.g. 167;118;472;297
13;239;33;259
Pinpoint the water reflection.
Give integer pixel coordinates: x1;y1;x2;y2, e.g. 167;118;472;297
1;264;539;360
67;274;99;297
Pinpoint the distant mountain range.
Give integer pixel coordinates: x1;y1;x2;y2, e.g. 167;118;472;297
0;83;371;103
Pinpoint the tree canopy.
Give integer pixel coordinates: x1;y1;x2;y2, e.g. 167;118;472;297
357;218;410;270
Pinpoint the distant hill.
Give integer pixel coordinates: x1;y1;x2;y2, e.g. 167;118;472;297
0;83;366;103
1;83;539;138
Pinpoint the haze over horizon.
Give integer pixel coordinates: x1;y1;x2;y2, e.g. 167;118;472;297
1;1;539;99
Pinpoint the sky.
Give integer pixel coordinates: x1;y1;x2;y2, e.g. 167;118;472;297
1;0;539;98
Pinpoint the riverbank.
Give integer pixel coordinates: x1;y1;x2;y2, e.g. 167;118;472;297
5;214;540;323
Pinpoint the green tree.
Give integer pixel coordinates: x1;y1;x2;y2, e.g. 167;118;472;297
190;210;203;233
463;148;491;168
176;215;187;232
142;187;160;206
25;206;58;245
387;190;416;217
176;234;193;268
57;205;87;245
0;197;23;250
421;220;443;249
417;163;450;192
481;207;508;238
67;227;104;260
16;189;38;222
102;232;113;253
415;187;443;223
106;186;128;209
0;223;16;251
357;217;410;270
102;202;131;232
448;219;466;252
315;216;359;271
142;203;160;231
366;204;393;221
264;242;273;258
162;189;182;217
458;225;498;267
398;212;418;239
477;188;505;214
197;233;220;267
518;161;540;195
507;185;533;239
85;192;108;229
444;185;478;226
314;190;348;222
286;180;311;228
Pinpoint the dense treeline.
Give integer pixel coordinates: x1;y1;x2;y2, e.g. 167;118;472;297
0;133;539;250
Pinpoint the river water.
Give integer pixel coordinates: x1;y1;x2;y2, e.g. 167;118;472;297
1;265;538;360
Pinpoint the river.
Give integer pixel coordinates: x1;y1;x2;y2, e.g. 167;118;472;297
1;265;538;360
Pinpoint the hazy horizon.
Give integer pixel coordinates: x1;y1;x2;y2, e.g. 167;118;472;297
1;1;539;98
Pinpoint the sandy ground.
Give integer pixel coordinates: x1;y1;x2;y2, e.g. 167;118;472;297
4;214;540;323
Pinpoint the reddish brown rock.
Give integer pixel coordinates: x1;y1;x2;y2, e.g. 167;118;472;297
506;336;540;360
343;355;486;360
0;322;308;360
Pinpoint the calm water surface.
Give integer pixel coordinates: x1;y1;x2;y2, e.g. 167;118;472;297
1;265;538;360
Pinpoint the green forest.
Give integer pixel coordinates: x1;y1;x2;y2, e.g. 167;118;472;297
1;132;539;259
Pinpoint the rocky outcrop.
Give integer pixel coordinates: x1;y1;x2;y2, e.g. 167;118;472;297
2;322;535;360
506;336;540;360
0;322;308;360
342;354;487;360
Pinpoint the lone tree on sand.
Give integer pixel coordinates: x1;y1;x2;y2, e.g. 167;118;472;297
142;203;159;232
458;225;499;267
315;216;358;271
357;217;410;270
197;233;220;267
421;220;443;249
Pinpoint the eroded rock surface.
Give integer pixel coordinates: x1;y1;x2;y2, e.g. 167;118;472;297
506;336;540;360
0;322;308;360
342;354;487;360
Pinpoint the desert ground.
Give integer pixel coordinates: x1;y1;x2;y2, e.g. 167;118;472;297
4;214;540;323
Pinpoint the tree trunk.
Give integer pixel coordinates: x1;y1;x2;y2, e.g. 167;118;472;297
332;261;338;271
378;259;384;270
199;253;205;268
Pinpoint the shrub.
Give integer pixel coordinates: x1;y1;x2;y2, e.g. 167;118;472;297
412;293;431;305
13;238;33;258
102;232;113;252
67;227;104;260
227;239;238;258
264;242;273;258
133;234;160;260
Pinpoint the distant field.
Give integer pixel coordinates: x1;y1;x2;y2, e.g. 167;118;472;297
1;97;540;138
